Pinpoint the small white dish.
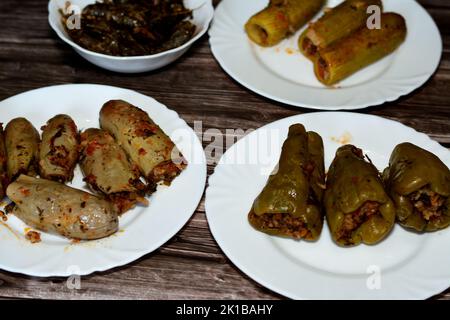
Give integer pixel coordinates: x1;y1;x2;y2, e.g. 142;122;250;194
205;112;450;299
209;0;442;110
0;84;207;277
48;0;214;73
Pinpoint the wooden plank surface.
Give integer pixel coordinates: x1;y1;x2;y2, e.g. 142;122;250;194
0;0;449;300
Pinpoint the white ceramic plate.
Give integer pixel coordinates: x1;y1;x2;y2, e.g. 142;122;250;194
205;112;450;299
209;0;442;110
48;0;214;73
0;84;206;277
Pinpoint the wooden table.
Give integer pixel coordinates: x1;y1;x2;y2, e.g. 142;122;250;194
0;0;448;300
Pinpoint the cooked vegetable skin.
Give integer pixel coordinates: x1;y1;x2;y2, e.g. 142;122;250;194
63;0;196;56
80;128;147;214
6;175;118;240
39;114;79;182
299;0;383;60
383;143;450;232
245;0;325;47
0;124;8;198
324;145;395;246
248;124;325;240
314;13;407;86
5;118;40;181
100;100;186;190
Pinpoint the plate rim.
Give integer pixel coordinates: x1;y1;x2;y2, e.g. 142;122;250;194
0;83;207;277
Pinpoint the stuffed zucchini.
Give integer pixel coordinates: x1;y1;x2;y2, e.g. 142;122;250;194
6;175;118;240
0;124;8;198
100;100;186;192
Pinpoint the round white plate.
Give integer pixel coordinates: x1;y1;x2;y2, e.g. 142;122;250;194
205;112;450;299
209;0;442;110
0;84;207;277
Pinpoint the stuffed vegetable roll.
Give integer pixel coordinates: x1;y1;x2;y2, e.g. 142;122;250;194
324;145;395;246
39;114;79;183
5;118;40;181
383;143;450;232
0;124;8;198
100;100;186;192
299;0;383;60
248;124;325;240
6;175;118;240
80;128;148;214
245;0;325;47
314;13;407;86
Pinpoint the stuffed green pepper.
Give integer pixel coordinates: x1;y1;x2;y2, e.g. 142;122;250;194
383;143;450;232
248;124;325;240
324;145;395;246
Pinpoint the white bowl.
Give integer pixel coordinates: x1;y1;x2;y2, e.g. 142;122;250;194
48;0;214;73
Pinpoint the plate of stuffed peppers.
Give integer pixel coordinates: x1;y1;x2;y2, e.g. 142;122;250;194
209;0;442;110
205;112;450;299
0;84;206;277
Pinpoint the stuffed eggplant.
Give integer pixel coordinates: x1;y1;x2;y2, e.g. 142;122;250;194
299;0;383;60
80;128;148;214
314;13;407;86
6;175;118;240
0;124;8;198
100;100;186;191
324;145;395;246
383;143;450;232
245;0;325;47
39;114;79;183
248;124;325;240
5;118;40;181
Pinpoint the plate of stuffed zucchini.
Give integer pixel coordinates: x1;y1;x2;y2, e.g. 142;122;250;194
0;84;206;277
205;112;450;299
209;0;442;110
